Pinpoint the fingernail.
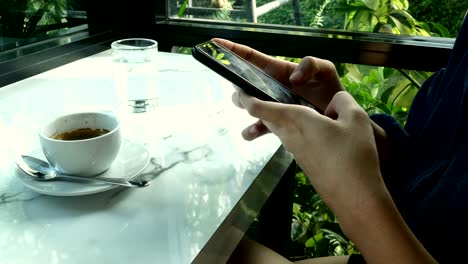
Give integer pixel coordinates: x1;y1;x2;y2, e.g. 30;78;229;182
290;70;304;83
249;125;259;137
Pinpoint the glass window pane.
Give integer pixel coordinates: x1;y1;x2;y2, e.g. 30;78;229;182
169;0;467;38
0;0;89;52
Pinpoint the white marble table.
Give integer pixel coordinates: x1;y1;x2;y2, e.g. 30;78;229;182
0;50;293;263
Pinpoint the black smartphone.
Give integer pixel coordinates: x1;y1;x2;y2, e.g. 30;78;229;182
192;40;318;110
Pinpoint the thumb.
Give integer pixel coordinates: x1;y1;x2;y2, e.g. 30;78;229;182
237;90;290;123
324;91;362;121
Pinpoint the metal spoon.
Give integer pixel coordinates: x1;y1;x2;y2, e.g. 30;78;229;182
16;155;149;188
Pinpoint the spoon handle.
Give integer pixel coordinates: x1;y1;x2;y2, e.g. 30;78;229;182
57;175;149;188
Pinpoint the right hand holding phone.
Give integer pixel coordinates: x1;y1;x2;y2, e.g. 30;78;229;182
233;90;388;224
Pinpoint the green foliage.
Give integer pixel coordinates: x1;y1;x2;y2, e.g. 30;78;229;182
336;0;449;36
0;0;66;38
309;0;333;28
257;0;304;26
178;0;189;17
213;1;234;20
341;64;432;125
257;0;458;37
290;171;359;259
176;0;464;37
408;0;467;37
177;0;234;21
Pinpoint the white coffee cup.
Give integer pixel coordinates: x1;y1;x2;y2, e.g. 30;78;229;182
38;112;121;177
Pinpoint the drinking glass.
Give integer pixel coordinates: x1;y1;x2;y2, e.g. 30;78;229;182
111;38;160;146
111;38;159;113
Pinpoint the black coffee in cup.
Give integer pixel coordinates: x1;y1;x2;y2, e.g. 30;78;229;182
51;128;109;141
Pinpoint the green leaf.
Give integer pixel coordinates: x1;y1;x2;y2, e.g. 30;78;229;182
353;9;373;31
401;0;409;10
375;101;392;113
220;59;231;65
316;237;331;257
177;0;188;18
322;229;348;244
311;193;323;206
320;222;347;239
374;4;389;22
291;218;308;241
345;6;374;31
427;22;450;37
361;0;379;11
392;83;417;108
389;15;411;34
405;70;433;87
388;10;416;33
368;67;384;84
380;88;393;104
344;64;363;82
415;22;432;36
349;2;366;7
383;67;397;79
344;81;361;95
293;203;302;215
389;0;406;10
305;232;323;248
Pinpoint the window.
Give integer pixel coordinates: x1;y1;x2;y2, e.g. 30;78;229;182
160;1;465;72
0;0;465;86
169;0;466;37
0;0;90;53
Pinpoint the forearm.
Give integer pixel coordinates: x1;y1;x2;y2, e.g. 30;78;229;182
341;186;437;264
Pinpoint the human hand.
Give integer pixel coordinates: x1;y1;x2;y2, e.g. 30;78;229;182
213;38;344;140
232;90;387;224
233;91;436;263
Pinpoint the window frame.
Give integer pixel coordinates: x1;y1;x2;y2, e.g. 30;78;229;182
155;18;454;71
157;0;457;71
0;0;460;87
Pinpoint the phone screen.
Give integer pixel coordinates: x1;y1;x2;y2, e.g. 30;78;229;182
193;41;316;108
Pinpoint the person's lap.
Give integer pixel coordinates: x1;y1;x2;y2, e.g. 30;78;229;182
227;237;349;264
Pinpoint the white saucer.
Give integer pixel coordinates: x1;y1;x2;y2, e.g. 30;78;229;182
16;140;150;196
